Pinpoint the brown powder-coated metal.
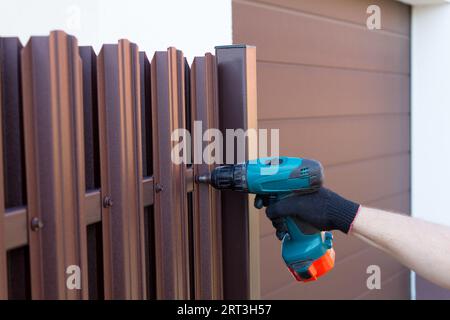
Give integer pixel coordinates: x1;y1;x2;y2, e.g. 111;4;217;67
1;37;28;300
190;54;223;299
142;177;154;207
4;178;158;254
0;209;5;299
139;52;153;178
0;39;7;299
20;31;88;299
151;47;190;299
0;38;26;209
97;39;146;299
79;46;100;191
85;190;101;225
2;31;252;300
0;181;4;300
215;45;259;300
5;208;28;251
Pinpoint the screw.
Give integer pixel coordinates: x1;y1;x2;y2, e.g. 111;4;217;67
103;196;113;208
30;217;44;231
155;183;164;193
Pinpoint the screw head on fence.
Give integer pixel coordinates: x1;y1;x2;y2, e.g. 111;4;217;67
103;196;113;208
30;217;44;231
155;183;164;193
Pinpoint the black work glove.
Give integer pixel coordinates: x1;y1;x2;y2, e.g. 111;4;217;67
257;187;360;240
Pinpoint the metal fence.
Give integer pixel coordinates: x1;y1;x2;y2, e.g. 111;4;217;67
0;31;258;300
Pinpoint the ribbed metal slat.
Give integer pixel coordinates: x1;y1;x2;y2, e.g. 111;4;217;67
21;31;88;299
97;39;146;299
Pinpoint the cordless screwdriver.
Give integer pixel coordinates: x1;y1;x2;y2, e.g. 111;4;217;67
196;157;335;282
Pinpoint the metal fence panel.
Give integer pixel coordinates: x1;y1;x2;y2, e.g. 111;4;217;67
0;38;26;209
1;37;29;300
0;38;8;299
139;51;157;299
0;31;258;300
190;54;223;299
80;46;101;192
21;31;89;299
151;48;191;299
97;40;146;299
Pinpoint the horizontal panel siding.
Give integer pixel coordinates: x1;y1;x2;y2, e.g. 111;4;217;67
261;241;407;299
368;191;410;214
233;1;410;74
258;62;409;120
326;153;410;203
356;270;410;300
260;115;410;166
233;0;411;299
250;0;410;36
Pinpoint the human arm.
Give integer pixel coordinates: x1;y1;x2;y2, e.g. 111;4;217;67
351;206;450;290
265;188;450;290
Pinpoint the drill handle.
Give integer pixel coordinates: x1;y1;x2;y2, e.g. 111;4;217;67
285;216;320;238
254;193;320;238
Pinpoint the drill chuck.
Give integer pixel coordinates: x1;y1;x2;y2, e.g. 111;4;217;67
196;164;248;192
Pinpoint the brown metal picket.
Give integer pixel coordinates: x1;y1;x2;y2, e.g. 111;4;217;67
21;31;89;299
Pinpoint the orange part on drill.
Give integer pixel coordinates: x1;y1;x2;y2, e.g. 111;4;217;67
288;249;335;282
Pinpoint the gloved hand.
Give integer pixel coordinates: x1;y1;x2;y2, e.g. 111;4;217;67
256;188;360;240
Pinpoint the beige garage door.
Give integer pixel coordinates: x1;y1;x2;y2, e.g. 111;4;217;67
233;0;411;299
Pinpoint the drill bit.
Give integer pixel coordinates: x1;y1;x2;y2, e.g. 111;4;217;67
195;172;211;184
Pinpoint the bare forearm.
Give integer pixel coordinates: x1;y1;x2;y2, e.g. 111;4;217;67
351;206;450;289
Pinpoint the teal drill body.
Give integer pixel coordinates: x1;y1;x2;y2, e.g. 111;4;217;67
196;156;335;282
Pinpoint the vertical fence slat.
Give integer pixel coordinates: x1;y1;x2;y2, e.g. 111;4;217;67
139;51;157;300
97;40;146;299
151;47;190;299
215;45;260;299
190;54;223;299
0;38;8;299
21;31;88;299
1;37;29;300
1;38;26;209
80;46;100;191
139;52;153;178
79;46;104;300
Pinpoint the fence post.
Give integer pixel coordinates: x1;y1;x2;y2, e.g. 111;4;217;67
21;31;88;299
215;45;260;299
97;40;146;299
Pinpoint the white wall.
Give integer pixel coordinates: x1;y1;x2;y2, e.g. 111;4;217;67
412;3;450;227
0;0;232;60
